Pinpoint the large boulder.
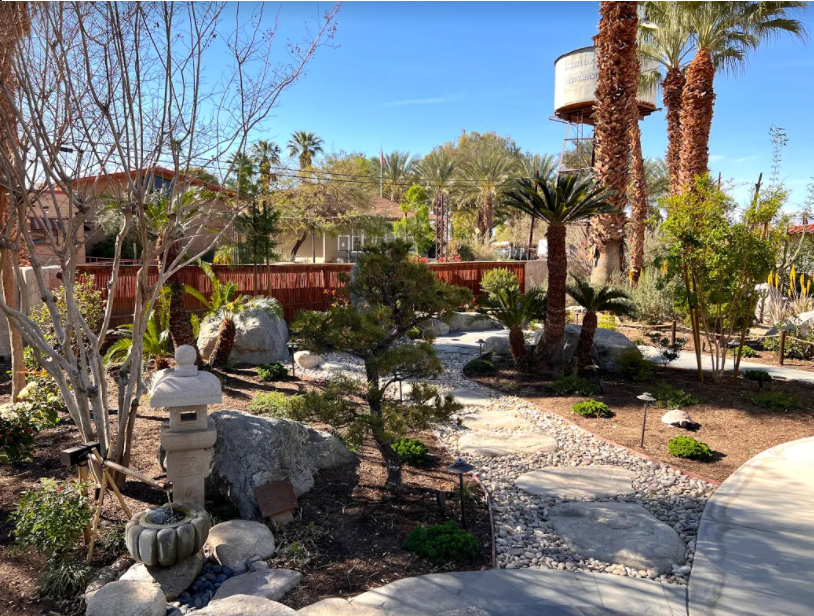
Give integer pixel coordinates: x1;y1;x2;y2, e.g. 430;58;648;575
549;324;636;372
207;410;355;520
446;312;501;333
482;335;511;356
418;318;450;337
198;307;288;366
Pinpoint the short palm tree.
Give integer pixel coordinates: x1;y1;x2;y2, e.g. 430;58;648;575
566;276;635;369
104;297;173;370
485;286;547;364
250;140;281;193
208;297;248;368
677;1;807;190
287;131;324;170
504;173;616;365
459;150;517;242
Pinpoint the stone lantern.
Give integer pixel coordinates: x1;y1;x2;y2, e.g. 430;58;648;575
151;345;221;508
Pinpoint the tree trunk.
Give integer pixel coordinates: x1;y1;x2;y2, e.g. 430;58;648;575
678;48;715;191
590;1;638;283
210;318;236;368
663;67;685;195
628;117;647;286
366;363;402;491
482;192;494;243
576;311;597;369
535;223;567;365
290;230;308;261
164;241;201;365
591;237;624;285
1;245;24;399
509;327;526;364
374;434;403;492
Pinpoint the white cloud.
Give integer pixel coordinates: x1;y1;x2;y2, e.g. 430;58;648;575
709;154;726;162
380;93;463;107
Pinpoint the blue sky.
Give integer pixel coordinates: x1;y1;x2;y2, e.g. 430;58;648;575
242;1;814;207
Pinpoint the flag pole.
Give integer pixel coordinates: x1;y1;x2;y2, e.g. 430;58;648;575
380;146;384;198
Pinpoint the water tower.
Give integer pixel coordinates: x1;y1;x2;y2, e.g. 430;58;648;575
552;46;658;174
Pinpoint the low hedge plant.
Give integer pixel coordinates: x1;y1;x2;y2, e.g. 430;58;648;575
667;435;714;462
572;399;612;418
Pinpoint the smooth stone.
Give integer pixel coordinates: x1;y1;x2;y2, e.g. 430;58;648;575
196;594;296;615
482;335;511;356
447;388;494;407
198;304;289;366
213;569;302;602
294;350;322;369
419;318;450;337
85;581;166;616
120;552;204;601
249;560;270;572
296;597;386;615
322;361;356;373
457;432;557;457
204;520;276;574
515;466;636;500
661;409;700;429
435;610;492;616
446;312;500;333
547;502;686;572
550;324;637;372
456;409;531;432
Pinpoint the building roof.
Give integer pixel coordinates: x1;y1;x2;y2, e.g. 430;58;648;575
73;166;233;196
368;196;436;220
788;223;814;235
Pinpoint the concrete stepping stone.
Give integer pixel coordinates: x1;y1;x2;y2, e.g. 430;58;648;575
515;466;636;500
197;594;296;615
446;388;494;407
547;502;686;573
456;409;531;432
297;597;385;615
213;568;302;602
457;432;557;457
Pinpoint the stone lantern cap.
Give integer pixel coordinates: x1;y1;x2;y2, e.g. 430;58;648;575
150;345;222;408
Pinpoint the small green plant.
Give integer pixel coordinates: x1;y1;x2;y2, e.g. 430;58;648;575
480;268;519;300
653;383;698;408
597;313;617;331
730;345;757;358
668;435;714;462
551;375;598;396
249;392;302;417
258;361;289;381
633;336;646;345
464;358;495;375
572;399;612;418
407;326;422;340
403;520;479;564
0;403;39;464
391;437;429;467
616;347;654;381
647;333;686;368
750;390;799;411
742;369;772;391
101;522;128;557
762;326;814;360
38;557;94;599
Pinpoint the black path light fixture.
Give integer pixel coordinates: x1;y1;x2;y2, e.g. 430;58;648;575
287;341;296;378
637;392;657;447
477;339;485;358
393;371;404;402
447;457;475;529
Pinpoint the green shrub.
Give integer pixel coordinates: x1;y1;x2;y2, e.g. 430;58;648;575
248;392;303;417
629;269;678;324
551;375;598;396
653;383;698;408
480;268;519;300
742;369;772;390
407;327;422;340
730;345;757;358
0;403;39;464
572;399;612;418
616;347;654;381
403;520;479;564
668;435;714;462
391;437;429;467
38;557;94;599
763;327;814;360
257;361;289;381
750;390;799;411
12;479;92;556
101;522;128;557
464;358;495;375
597;313;617;331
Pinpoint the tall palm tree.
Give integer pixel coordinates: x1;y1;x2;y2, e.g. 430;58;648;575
287;131;324;170
566;276;635;369
380;150;417;203
504;173;615;365
419;149;456;258
639;2;695;195
591;1;640;284
678;1;806;190
250;140;281;193
628;114;648;287
459;150;517;242
485;285;547;364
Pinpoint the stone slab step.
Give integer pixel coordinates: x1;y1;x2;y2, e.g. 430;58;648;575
457;432;557;457
515;466;636;500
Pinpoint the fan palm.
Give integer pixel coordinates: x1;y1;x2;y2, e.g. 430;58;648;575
287;131;324;170
250;140;281;193
485;286;547;363
591;1;640;284
677;1;807;190
566;276;635;369
380;150;417;203
459;150;517;242
504;173;616;364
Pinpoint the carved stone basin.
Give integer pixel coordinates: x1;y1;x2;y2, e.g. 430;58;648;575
125;505;210;567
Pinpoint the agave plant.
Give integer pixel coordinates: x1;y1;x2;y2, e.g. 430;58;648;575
485;286;547;364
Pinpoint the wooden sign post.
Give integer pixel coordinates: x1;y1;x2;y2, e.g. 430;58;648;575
254;479;298;524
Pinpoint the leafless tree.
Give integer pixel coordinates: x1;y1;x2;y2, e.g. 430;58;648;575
0;1;338;478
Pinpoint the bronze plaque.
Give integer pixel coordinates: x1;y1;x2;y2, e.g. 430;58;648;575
254;479;298;519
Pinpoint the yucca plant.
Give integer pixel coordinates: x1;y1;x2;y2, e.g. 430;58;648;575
566;276;635;369
485;286;547;363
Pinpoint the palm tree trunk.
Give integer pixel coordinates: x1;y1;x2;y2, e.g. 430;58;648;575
536;223;567;364
628;118;648;286
210;318;236;368
663;67;685;195
590;1;638;284
482;193;494;243
576;311;598;369
509;327;526;364
678;48;715;191
164;240;201;365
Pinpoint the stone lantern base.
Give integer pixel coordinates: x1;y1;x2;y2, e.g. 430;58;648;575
161;417;217;509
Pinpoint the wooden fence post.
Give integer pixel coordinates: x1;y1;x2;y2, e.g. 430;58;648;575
671;320;676;346
779;330;786;366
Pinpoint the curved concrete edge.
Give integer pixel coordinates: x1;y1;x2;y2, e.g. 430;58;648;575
350;569;687;615
688;436;814;616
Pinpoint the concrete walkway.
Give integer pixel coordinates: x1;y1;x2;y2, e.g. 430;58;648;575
688;436;814;616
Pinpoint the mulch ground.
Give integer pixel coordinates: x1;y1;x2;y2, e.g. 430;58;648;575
0;366;490;616
468;356;814;484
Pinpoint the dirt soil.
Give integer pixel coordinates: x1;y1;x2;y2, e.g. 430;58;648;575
0;367;491;616
468;357;814;484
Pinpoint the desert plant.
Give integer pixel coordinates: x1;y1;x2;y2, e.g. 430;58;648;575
742;369;772;391
551;375;598;396
648;332;686;368
38;557;94;599
628;268;678;324
653;383;698;408
750;390;799;412
480;268;519;300
572;399;612;418
464;358;496;375
104;290;173;370
391;437;429;467
616;347;655;381
484;285;547;363
257;362;289;381
403;520;479;564
597;313;617;331
248;392;302;417
668;435;714;462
